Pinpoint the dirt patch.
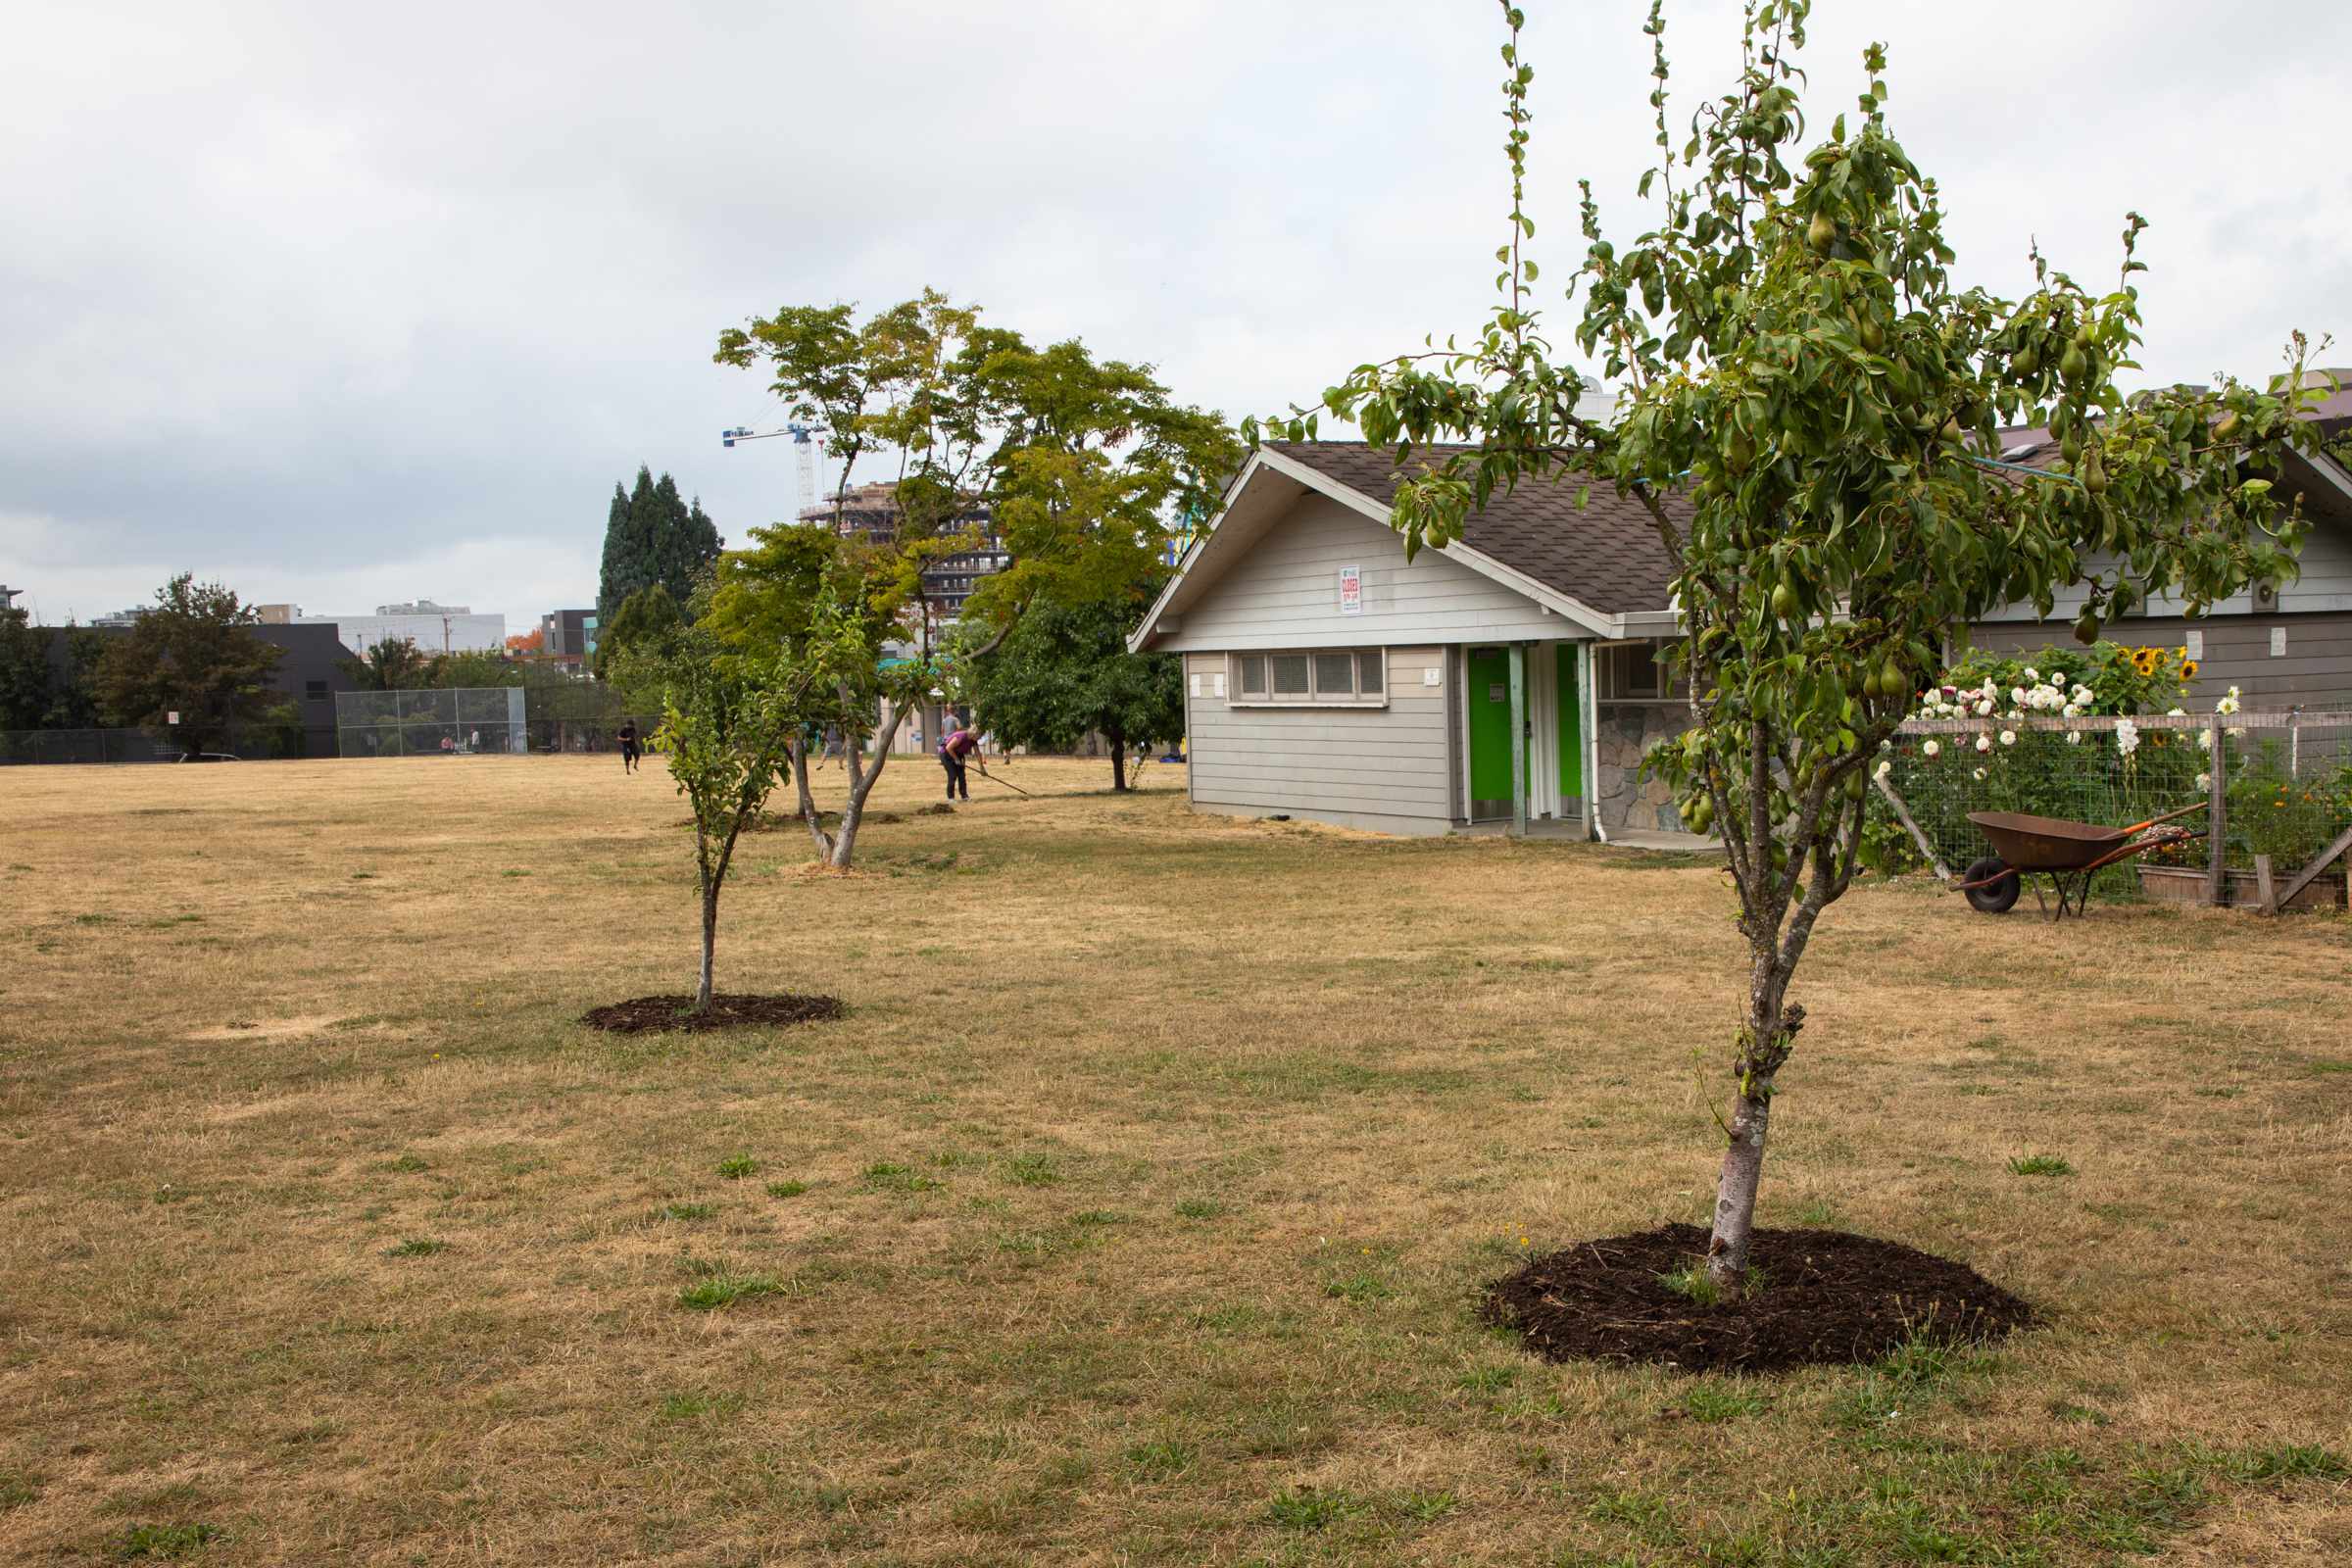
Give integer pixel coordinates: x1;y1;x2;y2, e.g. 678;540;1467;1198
913;803;956;816
580;993;845;1034
1483;1223;2034;1373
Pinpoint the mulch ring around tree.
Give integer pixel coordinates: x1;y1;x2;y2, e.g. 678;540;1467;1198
581;994;845;1035
1483;1223;2035;1374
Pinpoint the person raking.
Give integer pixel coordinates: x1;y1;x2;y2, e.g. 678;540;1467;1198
938;722;982;802
617;719;641;775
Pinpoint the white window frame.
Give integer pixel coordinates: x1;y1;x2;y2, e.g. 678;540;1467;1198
1226;648;1390;709
1598;640;1675;703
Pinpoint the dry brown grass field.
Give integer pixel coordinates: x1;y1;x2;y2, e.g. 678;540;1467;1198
2;752;2348;1566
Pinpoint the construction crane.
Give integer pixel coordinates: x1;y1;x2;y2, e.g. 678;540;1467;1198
720;422;825;519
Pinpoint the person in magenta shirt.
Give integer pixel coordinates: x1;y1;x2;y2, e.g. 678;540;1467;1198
938;724;981;801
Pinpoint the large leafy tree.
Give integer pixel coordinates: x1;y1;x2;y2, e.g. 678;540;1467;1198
94;575;285;757
714;290;1239;656
1264;0;2332;1294
961;596;1182;791
340;635;439;692
712;289;1238;853
0;602;50;731
598;466;721;621
595;584;686;679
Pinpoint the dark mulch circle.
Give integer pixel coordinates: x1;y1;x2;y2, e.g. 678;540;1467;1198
1483;1223;2035;1374
581;994;845;1035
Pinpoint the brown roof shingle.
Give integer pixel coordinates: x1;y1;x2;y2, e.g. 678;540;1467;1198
1264;441;1689;615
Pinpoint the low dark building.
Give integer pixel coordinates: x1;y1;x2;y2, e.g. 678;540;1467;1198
26;620;360;760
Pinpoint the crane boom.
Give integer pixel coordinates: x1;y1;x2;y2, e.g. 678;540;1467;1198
720;422;824;518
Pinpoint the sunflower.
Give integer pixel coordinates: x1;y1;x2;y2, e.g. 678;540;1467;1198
2180;660;2199;679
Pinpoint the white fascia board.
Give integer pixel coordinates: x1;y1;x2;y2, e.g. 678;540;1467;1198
2304;450;2352;512
1125;450;1275;654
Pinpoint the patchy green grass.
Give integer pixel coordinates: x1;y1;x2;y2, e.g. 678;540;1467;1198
2008;1153;2076;1177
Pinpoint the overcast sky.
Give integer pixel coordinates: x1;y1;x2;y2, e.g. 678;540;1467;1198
7;1;2347;631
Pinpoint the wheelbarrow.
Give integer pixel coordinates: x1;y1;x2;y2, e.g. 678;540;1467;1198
1955;803;2208;920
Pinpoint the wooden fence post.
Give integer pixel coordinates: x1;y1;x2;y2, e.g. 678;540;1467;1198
2205;717;2227;908
1873;772;1950;881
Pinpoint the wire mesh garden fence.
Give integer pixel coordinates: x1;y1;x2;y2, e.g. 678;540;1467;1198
1874;708;2352;909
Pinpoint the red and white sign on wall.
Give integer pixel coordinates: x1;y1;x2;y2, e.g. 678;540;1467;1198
1337;564;1362;616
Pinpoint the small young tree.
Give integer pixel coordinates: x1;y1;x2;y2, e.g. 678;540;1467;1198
1267;0;2332;1294
95;575;285;757
961;595;1183;790
625;628;803;1010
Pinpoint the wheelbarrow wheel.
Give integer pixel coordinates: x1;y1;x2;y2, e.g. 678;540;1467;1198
1961;856;2021;914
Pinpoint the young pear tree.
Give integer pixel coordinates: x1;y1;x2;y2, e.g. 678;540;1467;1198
623;625;806;1011
1261;0;2333;1293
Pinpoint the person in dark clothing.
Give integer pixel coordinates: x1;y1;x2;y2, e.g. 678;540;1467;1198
617;720;641;774
938;724;980;801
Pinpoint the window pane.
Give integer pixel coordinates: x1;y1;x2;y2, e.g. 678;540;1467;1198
1271;655;1310;697
1314;653;1355;697
1626;643;1660;697
1356;651;1385;694
1237;655;1266;697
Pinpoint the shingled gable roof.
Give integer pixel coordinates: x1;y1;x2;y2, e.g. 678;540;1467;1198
1260;441;1692;618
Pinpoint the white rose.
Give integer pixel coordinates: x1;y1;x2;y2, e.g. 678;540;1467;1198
2066;731;2082;746
2195;772;2211;790
1972;767;1987;781
1999;730;2017;747
1976;734;1992;753
1976;700;1993;716
1923;740;1941;759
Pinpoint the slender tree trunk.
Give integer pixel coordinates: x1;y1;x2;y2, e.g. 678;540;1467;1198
827;702;907;870
1109;734;1127;792
1706;956;1796;1293
789;739;833;858
696;885;718;1010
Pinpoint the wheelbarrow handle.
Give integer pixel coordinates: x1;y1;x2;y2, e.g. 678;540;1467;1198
2081;827;2206;875
2122;801;2210;835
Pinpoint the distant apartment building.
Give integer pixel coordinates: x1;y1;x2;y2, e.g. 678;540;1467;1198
295;599;505;654
538;608;599;665
0;584;21;612
89;606;153;628
802;482;1005;617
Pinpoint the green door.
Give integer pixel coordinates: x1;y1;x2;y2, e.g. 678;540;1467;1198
1466;648;1514;819
1555;644;1583;802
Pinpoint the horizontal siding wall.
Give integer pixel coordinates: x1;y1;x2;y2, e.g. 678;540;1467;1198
1977;523;2352;620
1184;647;1455;834
1163;494;1570;651
1969;611;2352;709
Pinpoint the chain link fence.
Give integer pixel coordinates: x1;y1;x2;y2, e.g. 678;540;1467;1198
0;721;315;764
1875;710;2352;907
335;688;528;758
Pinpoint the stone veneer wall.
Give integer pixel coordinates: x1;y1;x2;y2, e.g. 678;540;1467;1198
1592;702;1695;833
